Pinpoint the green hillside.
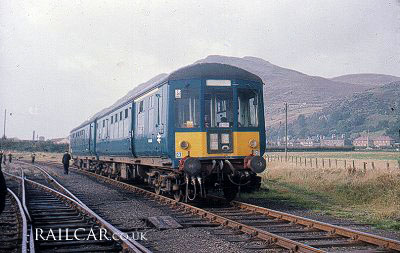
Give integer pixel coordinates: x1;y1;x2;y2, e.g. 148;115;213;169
269;82;400;141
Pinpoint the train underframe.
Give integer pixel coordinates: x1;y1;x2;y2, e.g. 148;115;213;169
73;155;266;202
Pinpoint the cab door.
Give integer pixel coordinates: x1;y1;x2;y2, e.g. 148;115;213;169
154;88;166;157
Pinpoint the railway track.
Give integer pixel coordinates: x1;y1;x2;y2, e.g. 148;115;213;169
20;160;400;252
0;185;28;253
3;169;151;253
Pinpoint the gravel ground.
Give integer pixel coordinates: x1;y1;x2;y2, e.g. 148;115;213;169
25;162;284;253
9;159;400;251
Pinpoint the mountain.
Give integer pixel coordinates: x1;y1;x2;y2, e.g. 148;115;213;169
274;82;400;140
331;73;400;86
196;55;371;126
88;55;398;140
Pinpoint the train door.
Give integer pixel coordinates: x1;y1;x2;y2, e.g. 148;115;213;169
148;87;167;157
133;89;163;157
133;97;147;156
89;122;96;155
154;87;167;157
130;102;135;156
147;93;158;156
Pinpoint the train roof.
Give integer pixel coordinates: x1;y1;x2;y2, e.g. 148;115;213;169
71;63;262;132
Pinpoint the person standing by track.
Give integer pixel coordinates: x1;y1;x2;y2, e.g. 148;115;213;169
8;152;12;163
31;153;36;164
62;151;71;175
2;151;5;165
0;150;3;166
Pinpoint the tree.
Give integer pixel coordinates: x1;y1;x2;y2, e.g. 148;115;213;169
298;114;306;128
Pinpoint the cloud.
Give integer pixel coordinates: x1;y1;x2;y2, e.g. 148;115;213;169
28;106;39;115
0;0;399;139
58;54;97;72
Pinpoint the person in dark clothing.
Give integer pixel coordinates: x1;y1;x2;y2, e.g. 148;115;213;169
0;165;7;215
31;153;36;164
0;150;3;167
2;151;5;165
62;151;72;175
8;153;12;163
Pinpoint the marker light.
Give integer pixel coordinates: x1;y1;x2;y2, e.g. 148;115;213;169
180;140;190;150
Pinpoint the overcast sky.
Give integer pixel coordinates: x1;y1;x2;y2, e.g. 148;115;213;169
0;0;399;140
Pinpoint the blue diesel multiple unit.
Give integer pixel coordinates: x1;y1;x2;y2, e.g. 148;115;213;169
70;63;266;201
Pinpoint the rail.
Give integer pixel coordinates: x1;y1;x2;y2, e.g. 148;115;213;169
4;171;151;253
7;188;28;253
30;161;400;252
230;200;400;251
70;167;323;252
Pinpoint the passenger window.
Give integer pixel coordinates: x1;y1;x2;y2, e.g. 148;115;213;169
125;108;128;118
205;88;233;128
111;116;114;124
174;85;200;128
115;113;118;122
157;94;161;125
148;108;155;133
238;89;258;127
139;101;144;113
149;96;154;108
120;111;123;121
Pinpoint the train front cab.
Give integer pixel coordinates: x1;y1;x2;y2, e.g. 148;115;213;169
170;78;266;198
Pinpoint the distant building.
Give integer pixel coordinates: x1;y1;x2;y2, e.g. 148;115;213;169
353;136;394;148
298;138;315;147
353;136;373;147
372;136;395;148
50;137;69;145
39;136;45;141
321;138;345;147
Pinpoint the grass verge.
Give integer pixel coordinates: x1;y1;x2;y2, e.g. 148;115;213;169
241;161;400;231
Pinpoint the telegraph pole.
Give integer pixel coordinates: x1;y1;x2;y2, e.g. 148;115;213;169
3;109;6;139
284;102;288;161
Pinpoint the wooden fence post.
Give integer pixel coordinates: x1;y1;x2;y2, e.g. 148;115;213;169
329;159;331;168
352;160;355;169
372;162;375;170
296;156;298;166
335;159;338;168
344;160;347;169
363;162;367;173
316;158;318;168
305;157;307;166
387;162;390;170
